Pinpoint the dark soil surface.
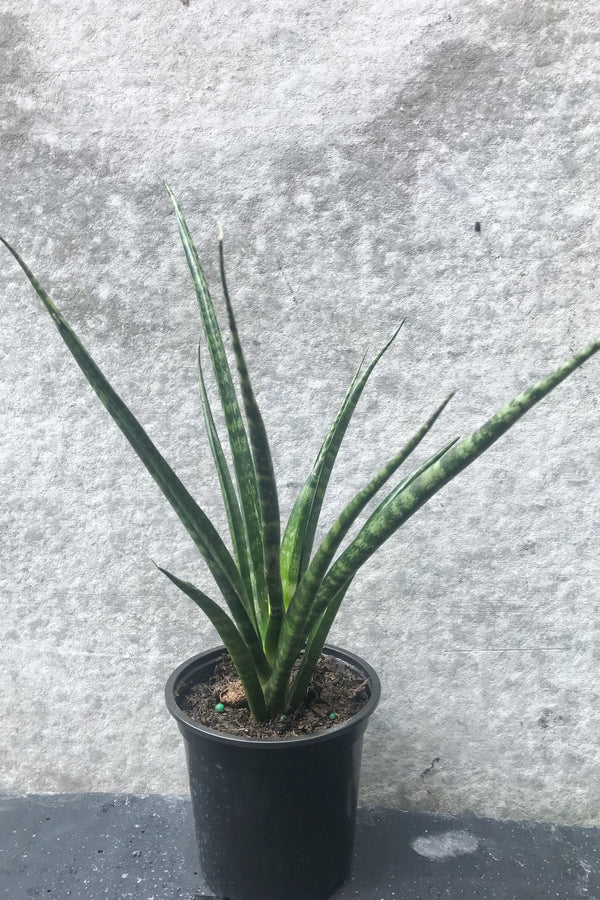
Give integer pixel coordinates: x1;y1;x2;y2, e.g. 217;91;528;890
176;652;370;738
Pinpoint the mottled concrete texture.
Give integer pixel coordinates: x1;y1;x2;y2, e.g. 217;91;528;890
1;0;599;823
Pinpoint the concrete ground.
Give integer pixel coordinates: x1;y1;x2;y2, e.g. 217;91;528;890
3;793;600;899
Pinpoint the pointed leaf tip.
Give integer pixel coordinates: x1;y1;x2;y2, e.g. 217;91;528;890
387;320;405;346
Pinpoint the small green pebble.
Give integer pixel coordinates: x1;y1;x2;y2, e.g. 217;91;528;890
329;712;337;720
215;703;225;713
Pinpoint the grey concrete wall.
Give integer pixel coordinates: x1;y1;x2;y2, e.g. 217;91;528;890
1;0;599;825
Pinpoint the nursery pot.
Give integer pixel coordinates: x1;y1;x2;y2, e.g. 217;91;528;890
165;644;381;900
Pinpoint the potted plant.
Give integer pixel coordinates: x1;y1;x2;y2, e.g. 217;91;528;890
3;185;599;900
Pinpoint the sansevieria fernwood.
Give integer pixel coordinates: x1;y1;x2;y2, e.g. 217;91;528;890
3;185;599;720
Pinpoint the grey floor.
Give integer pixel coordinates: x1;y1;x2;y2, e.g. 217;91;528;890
2;793;599;899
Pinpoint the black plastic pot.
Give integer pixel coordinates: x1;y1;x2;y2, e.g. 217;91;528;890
165;644;380;900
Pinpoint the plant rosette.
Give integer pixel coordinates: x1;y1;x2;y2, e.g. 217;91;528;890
4;185;599;900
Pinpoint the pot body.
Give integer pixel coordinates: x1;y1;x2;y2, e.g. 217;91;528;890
165;644;380;900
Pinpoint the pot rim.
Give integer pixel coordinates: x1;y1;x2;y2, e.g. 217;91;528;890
165;643;381;750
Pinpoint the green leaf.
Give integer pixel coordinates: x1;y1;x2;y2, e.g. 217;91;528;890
280;357;363;606
156;564;269;719
280;325;403;606
1;236;247;616
292;434;462;663
268;394;455;707
197;345;256;627
163;183;269;635
368;434;461;522
286;578;353;710
297;397;458;640
218;235;284;659
321;338;600;604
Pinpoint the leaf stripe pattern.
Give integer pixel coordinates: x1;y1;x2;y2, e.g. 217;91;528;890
156;564;268;719
197;347;256;628
218;236;284;660
163;184;269;635
280;325;403;606
267;392;454;703
320;338;600;611
0;237;248;617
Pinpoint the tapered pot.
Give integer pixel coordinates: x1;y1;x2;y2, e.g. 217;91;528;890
165;644;380;900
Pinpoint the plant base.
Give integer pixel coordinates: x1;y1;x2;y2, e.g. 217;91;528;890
165;644;381;900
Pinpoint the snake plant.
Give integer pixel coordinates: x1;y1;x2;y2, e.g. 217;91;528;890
3;185;599;721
